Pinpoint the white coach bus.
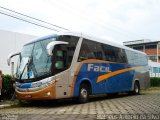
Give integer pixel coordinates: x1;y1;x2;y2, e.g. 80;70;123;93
7;32;150;103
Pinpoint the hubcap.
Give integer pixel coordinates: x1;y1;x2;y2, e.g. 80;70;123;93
135;84;139;93
81;88;87;99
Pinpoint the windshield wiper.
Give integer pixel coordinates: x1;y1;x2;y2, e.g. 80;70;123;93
19;57;31;80
28;60;38;78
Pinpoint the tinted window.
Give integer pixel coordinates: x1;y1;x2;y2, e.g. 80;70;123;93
78;39;127;63
102;44;117;62
78;39;105;62
78;39;96;61
102;44;127;63
118;49;128;63
95;43;104;60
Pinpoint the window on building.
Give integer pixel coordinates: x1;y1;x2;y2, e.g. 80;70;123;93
132;46;143;50
153;67;159;73
148;56;157;60
145;44;157;49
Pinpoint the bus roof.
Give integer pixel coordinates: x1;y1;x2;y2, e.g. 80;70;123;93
24;31;146;55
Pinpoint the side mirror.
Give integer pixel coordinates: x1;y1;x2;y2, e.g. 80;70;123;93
7;52;20;66
46;41;68;56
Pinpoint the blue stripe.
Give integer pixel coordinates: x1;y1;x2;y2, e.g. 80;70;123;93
73;62;134;96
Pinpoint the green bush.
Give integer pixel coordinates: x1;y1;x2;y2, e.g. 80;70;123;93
1;74;14;100
150;77;160;87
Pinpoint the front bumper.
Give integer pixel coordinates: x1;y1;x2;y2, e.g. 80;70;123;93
15;84;56;100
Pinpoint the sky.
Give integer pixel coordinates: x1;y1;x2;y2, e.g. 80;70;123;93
0;0;160;44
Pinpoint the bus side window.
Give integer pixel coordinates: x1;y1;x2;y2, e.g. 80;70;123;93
78;39;96;62
78;41;89;61
102;44;117;62
118;49;128;63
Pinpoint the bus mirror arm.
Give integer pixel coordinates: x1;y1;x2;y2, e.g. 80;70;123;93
46;41;68;56
7;52;20;66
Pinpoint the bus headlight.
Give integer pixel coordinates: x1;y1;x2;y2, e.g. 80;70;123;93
31;82;42;88
47;79;55;85
47;92;51;96
31;79;55;88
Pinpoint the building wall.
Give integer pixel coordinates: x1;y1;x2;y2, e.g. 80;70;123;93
0;30;36;74
144;49;160;62
144;49;157;55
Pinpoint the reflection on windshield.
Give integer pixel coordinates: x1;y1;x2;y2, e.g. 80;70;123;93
16;44;34;79
19;57;31;79
16;37;55;80
18;57;29;74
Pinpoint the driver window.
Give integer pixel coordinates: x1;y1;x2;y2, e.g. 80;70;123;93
51;36;79;75
54;45;66;70
55;50;64;69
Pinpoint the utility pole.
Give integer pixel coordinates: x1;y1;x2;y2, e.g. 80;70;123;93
157;43;159;63
11;62;14;76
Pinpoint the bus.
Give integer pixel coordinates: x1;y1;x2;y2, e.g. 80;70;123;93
7;32;150;103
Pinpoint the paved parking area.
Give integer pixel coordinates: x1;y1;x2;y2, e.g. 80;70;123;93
0;88;160;120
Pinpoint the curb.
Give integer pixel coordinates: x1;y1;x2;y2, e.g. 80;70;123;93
0;104;11;108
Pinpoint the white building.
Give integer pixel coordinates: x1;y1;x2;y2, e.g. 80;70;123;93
0;29;36;74
148;60;160;77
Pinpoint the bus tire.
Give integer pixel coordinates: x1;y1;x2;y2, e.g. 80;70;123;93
78;84;89;103
129;81;140;95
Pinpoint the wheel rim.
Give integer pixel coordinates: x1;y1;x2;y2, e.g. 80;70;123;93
81;88;88;99
135;84;139;93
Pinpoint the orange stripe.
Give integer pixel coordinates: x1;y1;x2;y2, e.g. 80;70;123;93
97;66;143;83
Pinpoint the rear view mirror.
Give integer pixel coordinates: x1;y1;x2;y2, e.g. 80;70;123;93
46;41;68;56
7;52;20;66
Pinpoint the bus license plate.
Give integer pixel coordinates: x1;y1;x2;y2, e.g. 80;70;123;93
24;94;32;98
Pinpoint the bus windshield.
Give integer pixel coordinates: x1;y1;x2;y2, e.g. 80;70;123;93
16;37;56;81
16;35;79;82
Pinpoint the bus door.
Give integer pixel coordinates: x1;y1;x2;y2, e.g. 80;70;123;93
53;45;70;99
55;70;70;99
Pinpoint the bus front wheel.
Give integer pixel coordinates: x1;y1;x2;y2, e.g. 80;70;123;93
78;84;89;103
